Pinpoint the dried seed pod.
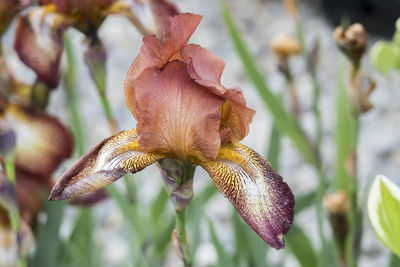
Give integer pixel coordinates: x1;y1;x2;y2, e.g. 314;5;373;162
334;23;367;68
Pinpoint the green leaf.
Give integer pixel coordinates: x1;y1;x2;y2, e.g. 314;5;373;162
294;191;316;214
367;175;400;258
370;41;399;74
389;253;400;267
207;217;235;267
220;1;317;166
106;184;147;266
266;122;281;170
333;61;353;193
187;183;217;256
286;224;317;267
232;212;267;267
150;186;169;221
31;200;64;267
61;208;101;267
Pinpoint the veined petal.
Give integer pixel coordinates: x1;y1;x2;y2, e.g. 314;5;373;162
49;129;165;200
124;13;202;117
134;61;224;161
5;104;73;182
14;7;72;88
181;44;225;95
180;44;255;143
199;142;294;249
220;89;255;143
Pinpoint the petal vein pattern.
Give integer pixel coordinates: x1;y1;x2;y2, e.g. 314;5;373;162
49;129;165;200
200;142;294;249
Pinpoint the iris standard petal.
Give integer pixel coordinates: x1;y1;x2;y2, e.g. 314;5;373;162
181;44;225;95
134;61;224;161
124;13;202;117
49;129;165;200
180;44;255;143
199;142;294;249
219;89;255;143
5;104;73;182
14;7;72;88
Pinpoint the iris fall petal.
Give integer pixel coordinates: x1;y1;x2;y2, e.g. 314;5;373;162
14;8;71;88
5;104;73;181
49;129;165;200
199;142;294;249
134;61;224;161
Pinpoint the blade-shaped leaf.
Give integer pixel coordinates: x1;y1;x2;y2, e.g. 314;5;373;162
232;211;267;267
367;175;400;257
370;41;399;74
286;224;317;267
31;200;64;267
207;217;235;267
334;60;353;193
220;1;317;166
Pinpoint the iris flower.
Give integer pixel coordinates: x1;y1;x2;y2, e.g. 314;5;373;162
0;59;73;223
49;13;294;249
14;0;179;88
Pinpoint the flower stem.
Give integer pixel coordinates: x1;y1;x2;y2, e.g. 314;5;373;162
296;17;329;265
64;34;86;155
5;155;20;232
99;92;117;134
175;209;192;267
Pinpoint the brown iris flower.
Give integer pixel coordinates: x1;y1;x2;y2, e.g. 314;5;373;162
0;59;73;224
14;0;178;88
49;13;295;249
0;165;34;266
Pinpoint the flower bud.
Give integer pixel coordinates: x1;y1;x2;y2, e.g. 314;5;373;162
270;34;301;58
158;159;195;213
0;121;16;159
324;191;351;261
31;79;50;110
334;23;367;68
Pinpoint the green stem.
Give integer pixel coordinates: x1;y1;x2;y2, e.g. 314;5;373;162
5;156;16;185
296;18;333;267
5;155;20;232
347;92;361;267
175;209;191;267
296;17;329;264
64;35;86;156
98;91;117;134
